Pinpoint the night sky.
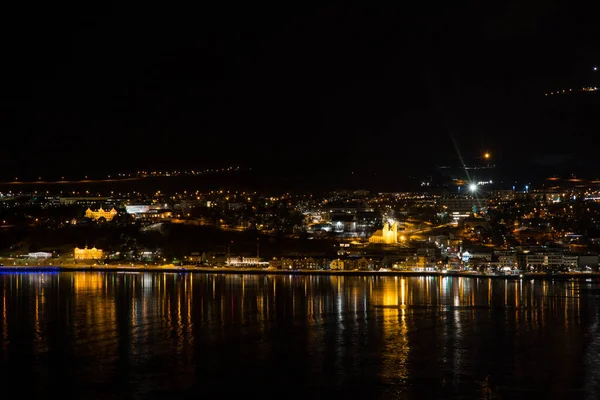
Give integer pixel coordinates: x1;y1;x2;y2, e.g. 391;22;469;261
1;2;599;182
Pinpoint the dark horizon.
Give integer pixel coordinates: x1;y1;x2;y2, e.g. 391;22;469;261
2;3;599;183
0;163;594;195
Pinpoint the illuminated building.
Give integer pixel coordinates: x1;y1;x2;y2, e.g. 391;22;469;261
226;256;267;266
60;196;110;205
269;257;330;270
74;246;103;260
439;197;483;221
125;204;168;214
330;257;371;270
136;209;173;220
330;259;347;270
369;220;398;244
27;252;53;259
85;207;118;221
125;204;172;220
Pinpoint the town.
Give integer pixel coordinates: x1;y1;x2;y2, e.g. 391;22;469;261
1;166;599;277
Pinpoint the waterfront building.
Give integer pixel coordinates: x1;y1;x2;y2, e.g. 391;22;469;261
515;251;599;271
330;257;371;270
269;257;331;270
330;259;347;270
226;256;267;266
27;251;53;259
74;246;103;260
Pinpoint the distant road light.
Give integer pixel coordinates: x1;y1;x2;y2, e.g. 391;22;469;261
469;183;478;192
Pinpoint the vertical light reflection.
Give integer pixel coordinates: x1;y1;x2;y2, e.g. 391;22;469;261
292;276;297;318
584;309;600;399
309;279;315;324
166;277;173;329
257;277;264;331
380;304;409;387
400;277;406;307
131;289;137;332
454;279;460;307
452;307;462;384
519;279;523;309
382;277;399;307
241;275;246;325
175;276;184;357
187;274;193;338
265;278;273;325
2;286;7;354
34;291;40;338
541;280;547;327
336;276;343;323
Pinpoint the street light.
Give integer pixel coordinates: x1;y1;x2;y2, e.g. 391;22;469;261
469;183;478;192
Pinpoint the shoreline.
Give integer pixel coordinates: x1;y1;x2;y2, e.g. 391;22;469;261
1;265;600;280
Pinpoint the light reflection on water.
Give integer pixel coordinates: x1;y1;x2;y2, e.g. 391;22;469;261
1;272;600;399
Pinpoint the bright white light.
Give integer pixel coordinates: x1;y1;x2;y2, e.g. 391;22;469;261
594;67;598;71
469;183;477;192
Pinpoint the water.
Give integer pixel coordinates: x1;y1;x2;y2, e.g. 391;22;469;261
1;272;600;399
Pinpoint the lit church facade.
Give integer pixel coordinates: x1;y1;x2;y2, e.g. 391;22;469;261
369;220;399;244
74;246;103;260
85;207;118;221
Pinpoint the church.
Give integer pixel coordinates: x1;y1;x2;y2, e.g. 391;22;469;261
369;220;399;244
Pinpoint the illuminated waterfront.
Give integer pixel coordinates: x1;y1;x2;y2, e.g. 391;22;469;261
1;272;600;399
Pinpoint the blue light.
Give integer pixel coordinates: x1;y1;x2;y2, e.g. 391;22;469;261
0;266;61;274
0;270;59;275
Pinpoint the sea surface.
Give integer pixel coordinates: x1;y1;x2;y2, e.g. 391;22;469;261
1;272;600;399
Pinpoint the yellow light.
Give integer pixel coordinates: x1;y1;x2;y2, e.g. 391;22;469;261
484;152;490;159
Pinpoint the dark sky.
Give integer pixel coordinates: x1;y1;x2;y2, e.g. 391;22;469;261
1;2;599;180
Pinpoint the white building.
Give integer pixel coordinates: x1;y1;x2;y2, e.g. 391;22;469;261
461;250;492;264
226;256;267;266
125;204;168;215
27;252;53;259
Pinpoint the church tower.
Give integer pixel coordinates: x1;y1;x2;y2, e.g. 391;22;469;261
382;220;398;244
